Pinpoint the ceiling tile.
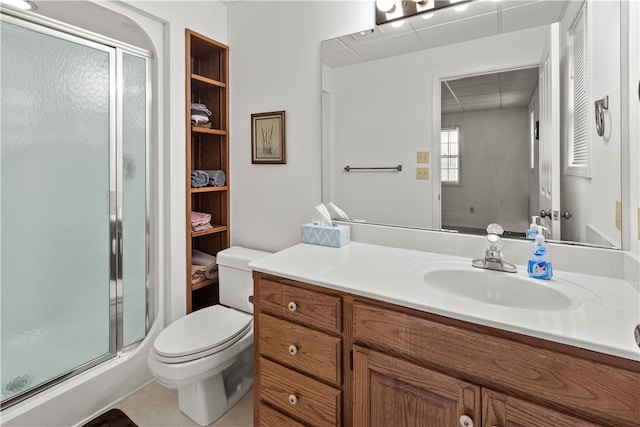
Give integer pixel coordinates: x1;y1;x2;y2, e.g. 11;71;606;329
416;12;498;49
322;48;365;68
351;31;425;61
501;0;567;33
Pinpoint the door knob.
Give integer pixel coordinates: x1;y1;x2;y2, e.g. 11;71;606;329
539;209;551;219
561;211;572;220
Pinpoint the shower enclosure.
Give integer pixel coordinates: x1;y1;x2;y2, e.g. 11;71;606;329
1;10;152;408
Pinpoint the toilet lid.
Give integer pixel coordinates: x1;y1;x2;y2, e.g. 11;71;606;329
153;305;252;361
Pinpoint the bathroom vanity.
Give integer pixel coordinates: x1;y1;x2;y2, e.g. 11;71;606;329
251;242;640;427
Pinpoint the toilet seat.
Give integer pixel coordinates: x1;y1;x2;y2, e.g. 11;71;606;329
153;305;252;364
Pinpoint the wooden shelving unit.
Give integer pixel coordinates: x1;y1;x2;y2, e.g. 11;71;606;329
185;29;230;313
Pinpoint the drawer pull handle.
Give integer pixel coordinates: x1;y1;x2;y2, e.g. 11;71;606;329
459;415;474;427
288;344;298;355
288;394;298;405
288;301;297;312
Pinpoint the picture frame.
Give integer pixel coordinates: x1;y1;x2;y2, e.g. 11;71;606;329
251;111;286;164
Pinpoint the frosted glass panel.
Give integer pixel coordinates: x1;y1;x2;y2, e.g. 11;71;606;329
122;53;147;347
1;22;111;401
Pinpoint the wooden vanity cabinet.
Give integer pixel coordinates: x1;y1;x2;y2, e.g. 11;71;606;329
253;272;640;427
351;300;639;427
352;345;481;427
482;388;603;427
253;273;344;426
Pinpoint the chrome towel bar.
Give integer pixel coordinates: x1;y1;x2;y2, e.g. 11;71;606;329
344;165;402;172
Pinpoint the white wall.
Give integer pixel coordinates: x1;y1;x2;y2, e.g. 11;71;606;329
560;1;622;247
325;26;546;229
441;108;530;233
227;1;373;253
626;0;640;257
124;1;228;322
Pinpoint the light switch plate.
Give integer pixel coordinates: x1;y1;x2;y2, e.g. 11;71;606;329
615;200;622;230
417;151;430;164
416;167;429;180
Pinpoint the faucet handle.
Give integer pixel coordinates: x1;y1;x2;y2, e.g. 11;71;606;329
486;233;503;252
486;223;504;235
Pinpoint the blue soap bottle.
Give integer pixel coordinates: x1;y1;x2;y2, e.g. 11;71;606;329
527;228;553;280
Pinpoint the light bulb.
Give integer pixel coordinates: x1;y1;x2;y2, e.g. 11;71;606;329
376;0;396;13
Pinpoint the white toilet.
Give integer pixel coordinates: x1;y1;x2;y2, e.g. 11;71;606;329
148;246;269;426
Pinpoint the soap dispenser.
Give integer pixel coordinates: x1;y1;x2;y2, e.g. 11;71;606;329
527;227;553;280
526;216;539;239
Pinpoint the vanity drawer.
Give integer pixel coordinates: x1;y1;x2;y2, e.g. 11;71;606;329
256;276;342;333
259;357;341;426
352;301;640;427
259;313;342;385
258;403;306;427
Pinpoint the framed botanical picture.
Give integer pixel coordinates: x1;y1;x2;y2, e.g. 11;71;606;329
251;111;286;164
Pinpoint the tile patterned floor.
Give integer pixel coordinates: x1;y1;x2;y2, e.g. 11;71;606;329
115;381;253;427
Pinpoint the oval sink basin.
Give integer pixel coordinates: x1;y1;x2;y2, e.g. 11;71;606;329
423;268;572;311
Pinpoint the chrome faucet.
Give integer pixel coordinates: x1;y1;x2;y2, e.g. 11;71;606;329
472;223;517;273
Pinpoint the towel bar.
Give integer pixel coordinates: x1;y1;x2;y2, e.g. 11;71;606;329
344;165;402;172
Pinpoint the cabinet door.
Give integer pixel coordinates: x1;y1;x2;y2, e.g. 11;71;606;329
482;388;605;427
353;346;480;427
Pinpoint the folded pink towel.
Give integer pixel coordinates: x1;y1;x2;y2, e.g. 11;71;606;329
192;223;213;232
191;265;207;284
191;211;211;226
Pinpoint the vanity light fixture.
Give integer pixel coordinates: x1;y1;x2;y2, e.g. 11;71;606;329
0;0;36;10
375;0;474;25
376;0;396;13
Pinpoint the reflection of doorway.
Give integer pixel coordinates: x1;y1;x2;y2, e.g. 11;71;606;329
439;67;539;236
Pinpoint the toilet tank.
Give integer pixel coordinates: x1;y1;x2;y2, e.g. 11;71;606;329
217;246;270;314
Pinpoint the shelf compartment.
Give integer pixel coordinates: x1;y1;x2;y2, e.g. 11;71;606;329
191;278;218;291
191;224;227;237
192;73;226;89
189;33;226;82
191;135;227;172
191;127;227;136
190;186;228;194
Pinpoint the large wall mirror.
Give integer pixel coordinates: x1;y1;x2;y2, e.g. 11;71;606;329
321;0;623;249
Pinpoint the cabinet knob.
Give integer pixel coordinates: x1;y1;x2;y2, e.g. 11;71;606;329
288;394;298;405
459;415;474;427
288;344;298;355
288;301;297;312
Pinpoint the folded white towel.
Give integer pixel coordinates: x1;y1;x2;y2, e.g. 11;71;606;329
192;249;218;279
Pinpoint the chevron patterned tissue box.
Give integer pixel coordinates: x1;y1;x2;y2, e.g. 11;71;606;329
301;223;350;248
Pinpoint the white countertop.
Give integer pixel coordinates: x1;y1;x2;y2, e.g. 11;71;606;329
249;242;640;362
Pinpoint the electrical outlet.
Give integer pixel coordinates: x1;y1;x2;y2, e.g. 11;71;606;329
615;200;622;230
416;167;429;180
417;151;430;164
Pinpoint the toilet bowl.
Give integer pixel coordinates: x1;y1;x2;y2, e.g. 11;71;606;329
148;246;270;426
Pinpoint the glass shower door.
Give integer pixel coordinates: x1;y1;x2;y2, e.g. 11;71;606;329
1;21;113;402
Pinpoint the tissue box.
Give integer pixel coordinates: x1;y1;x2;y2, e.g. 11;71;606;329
301;223;350;248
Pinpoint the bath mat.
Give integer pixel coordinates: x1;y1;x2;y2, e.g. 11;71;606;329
82;409;138;427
